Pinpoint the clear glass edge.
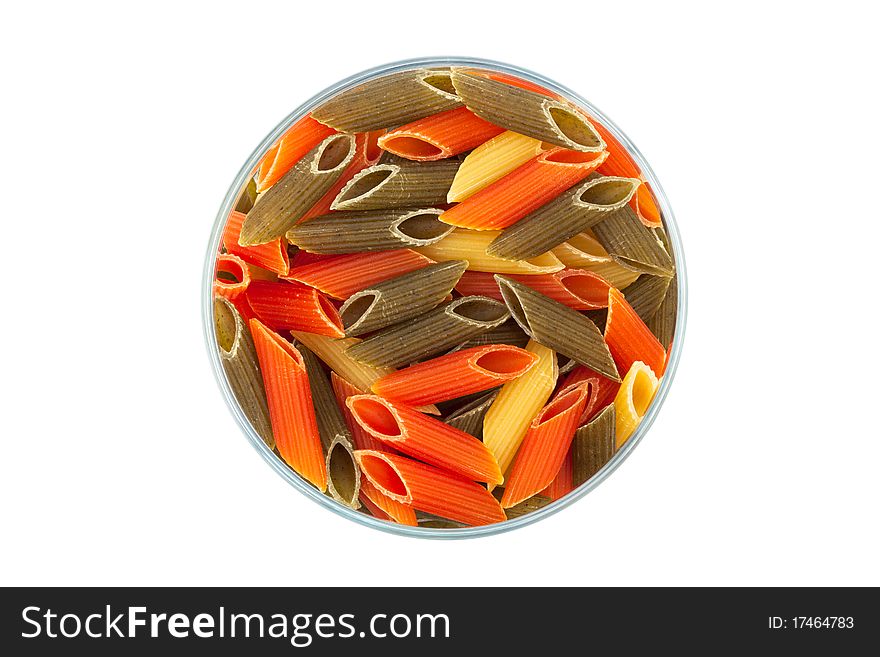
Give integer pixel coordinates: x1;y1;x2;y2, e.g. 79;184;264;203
201;55;688;540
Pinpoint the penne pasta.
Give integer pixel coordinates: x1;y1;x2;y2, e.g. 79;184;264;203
592;206;675;277
483;339;557;479
415;229;565;274
245;280;344;337
450;319;529;351
572;403;616;487
256;115;337;193
331;160;460;211
378;107;504;161
447;130;545;202
614;361;659;448
330;372;394;454
443;390;498;439
222;210;290;275
311;68;462;132
213;253;250;301
438;149;608;231
502;494;552;520
354;450;506;526
345;296;510;368
339;260;467;336
359;478;417;526
541;449;574;501
486;176;640;260
234;177;258;214
416;515;466;529
371;345;538;406
605;287;666;378
241;134;356;246
283;249;435;300
249;319;327;491
646;273;678;350
621;274;673;323
496;276;620;381
287;208;453;254
290;331;393;394
214;297;274;449
450;69;605;152
551;232;642;289
347;395;502;484
454;269;611;311
502;383;592;508
558;365;621;426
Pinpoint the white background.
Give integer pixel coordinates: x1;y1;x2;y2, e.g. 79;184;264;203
1;1;878;587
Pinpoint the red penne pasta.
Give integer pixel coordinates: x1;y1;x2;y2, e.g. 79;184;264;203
288;249;331;269
371;345;538;406
439;148;608;230
299;131;384;222
501;383;591;508
283;249;435;299
213;253;250;301
246;280;344;337
559;365;621;425
255;115;336;193
541;448;574;501
358;493;391;521
454;269;611;310
378;107;504;161
346;395;503;484
605;287;666;377
330;372;393;453
359;478;417;526
355;450;506;526
248;319;327;491
222;210;290;275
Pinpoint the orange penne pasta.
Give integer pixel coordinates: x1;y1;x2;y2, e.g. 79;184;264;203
454;269;611;310
330;372;392;453
605;287;666;377
256;115;336;193
213;253;250;301
359;478;417;526
501;383;592;508
346;395;502;484
371;344;538;406
355;450;506;526
378;107;504;161
246;280;344;337
222;211;290;276
248;319;327;491
541;449;574;501
559;365;621;425
482;71;557;97
283;249;435;299
299;131;384;222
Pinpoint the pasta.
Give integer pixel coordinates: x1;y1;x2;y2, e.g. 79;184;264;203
290;331;393;395
502;494;552;520
483;340;557;479
345;296;510;368
245;280;344;337
449;319;529;351
496;276;620;381
646;273;678;350
287;208;453;254
551;232;642;289
214;297;274;449
222;210;290;276
283;249;435;300
604;287;666;378
378;107;504;161
255;115;337;193
234;178;258;214
454;269;611;311
415;229;565;274
213;253;250;301
241;134;356;245
354;450;507;526
330;372;394;454
311;68;462;132
571;403;616;486
486;175;640;260
447;131;545;202
620;274;673;323
371;344;538;406
591;205;675;277
346;395;502;484
450;69;605;151
559;365;621;425
359;478;417;526
443;390;498;439
437;148;608;231
248;319;327;491
541;450;574;501
339;260;467;336
614;361;659;448
331;160;460;211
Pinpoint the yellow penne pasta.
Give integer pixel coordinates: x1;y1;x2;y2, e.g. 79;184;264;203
482;339;558;482
447;131;544;202
613;361;660;448
415;229;564;274
552;232;641;289
290;331;394;393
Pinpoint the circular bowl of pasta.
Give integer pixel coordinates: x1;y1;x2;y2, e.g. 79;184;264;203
203;57;686;537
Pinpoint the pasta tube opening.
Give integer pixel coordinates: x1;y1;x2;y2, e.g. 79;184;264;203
355;452;411;502
214;298;238;354
474;349;536;376
393;209;454;244
327;437;360;507
558;270;611;307
577;177;639;206
334;165;397;207
381;136;444;159
545;104;604;151
450;297;510;323
316;134;356;172
347;397;403;439
420;72;459;98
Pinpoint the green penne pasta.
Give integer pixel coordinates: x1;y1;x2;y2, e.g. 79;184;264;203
345;296;510;368
240;134;356;246
499;494;552;520
298;345;360;508
450;69;604;152
572;404;616;487
234;177;258;214
214;297;275;450
339;260;468;337
495;275;620;381
416;512;466;529
487;176;640;260
646;273;678;348
450;319;529;351
592;206;675;277
286;208;453;254
444;390;499;439
621;274;673;323
311;68;462;132
331;160;460;211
